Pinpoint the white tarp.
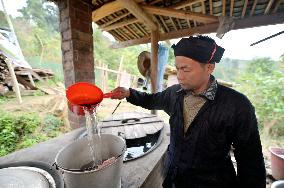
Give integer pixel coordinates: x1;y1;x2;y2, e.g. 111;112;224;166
0;33;31;69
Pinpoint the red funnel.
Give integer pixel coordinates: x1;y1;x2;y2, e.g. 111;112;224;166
66;82;117;115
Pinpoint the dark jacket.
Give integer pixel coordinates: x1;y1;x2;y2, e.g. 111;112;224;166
127;84;266;188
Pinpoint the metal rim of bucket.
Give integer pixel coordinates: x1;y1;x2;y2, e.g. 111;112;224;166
0;161;64;188
54;134;126;174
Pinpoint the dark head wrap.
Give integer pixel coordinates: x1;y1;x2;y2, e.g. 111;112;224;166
172;35;225;64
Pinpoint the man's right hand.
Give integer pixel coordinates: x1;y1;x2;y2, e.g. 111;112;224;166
111;87;130;100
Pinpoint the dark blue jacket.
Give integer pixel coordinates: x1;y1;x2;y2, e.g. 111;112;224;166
127;84;266;188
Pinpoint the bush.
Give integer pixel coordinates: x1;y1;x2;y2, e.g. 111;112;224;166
42;113;63;137
0;112;41;156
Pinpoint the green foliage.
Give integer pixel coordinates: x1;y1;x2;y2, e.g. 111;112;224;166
0;112;41;156
18;0;59;32
0;11;8;28
42;114;63;137
0;111;65;156
236;58;284;136
93;25;149;76
16;134;48;150
0;96;9;105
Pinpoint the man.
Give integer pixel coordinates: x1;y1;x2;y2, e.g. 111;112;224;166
111;35;266;188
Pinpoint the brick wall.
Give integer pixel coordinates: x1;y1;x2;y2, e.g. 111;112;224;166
58;0;95;129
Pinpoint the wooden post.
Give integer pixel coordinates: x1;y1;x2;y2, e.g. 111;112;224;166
104;64;109;92
116;56;124;87
150;30;159;115
6;60;22;104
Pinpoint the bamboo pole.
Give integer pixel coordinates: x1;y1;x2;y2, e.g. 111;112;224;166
6;60;22;104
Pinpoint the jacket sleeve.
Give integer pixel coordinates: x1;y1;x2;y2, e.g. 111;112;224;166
232;98;266;188
126;87;174;115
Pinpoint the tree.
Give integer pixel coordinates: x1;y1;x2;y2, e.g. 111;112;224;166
236;57;284;137
18;0;59;32
0;11;8;28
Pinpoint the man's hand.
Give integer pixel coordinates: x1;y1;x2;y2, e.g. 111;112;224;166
111;87;130;100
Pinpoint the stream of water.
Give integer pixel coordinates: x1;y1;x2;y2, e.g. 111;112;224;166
83;107;102;170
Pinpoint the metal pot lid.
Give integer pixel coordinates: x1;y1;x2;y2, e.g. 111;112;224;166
0;167;56;188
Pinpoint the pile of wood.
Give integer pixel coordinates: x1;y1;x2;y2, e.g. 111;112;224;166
0;54;10;85
0;53;55;96
15;67;54;82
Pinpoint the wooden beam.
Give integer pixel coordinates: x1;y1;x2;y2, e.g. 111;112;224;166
250;0;258;16
264;0;275;14
99;12;131;28
170;17;178;30
150;30;159;94
134;23;148;36
222;0;226;16
152;15;167;33
209;0;213;15
273;0;282;13
132;23;146;36
149;0;161;5
201;1;206;14
102;18;139;31
230;0;235;17
171;0;205;9
117;0;158;31
241;0;249;18
6;60;22;104
142;5;218;23
190;5;197;27
125;25;140;38
110;12;284;48
92;1;123;22
110;30;124;41
184;8;192;27
158;15;169;32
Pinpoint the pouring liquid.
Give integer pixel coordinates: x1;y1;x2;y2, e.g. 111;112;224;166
83;107;102;170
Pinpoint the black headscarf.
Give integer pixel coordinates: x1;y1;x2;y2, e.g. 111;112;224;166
172;35;225;64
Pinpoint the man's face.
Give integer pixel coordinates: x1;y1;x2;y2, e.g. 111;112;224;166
175;56;215;91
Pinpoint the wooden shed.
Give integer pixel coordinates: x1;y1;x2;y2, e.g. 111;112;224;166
52;0;284;128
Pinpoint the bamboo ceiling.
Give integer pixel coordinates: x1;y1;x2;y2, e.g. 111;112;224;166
91;0;284;48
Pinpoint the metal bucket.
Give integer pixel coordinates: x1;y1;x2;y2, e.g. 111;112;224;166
55;134;126;188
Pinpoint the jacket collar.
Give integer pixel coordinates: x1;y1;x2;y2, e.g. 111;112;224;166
176;75;218;101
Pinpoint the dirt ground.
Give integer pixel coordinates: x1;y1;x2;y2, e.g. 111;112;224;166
0;94;279;187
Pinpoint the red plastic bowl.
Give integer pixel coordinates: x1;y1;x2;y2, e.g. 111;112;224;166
66;82;104;115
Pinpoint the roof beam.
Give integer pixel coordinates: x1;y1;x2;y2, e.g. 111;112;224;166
170;0;205;9
222;0;226;16
142;5;218;23
264;0;275;14
102;18;139;31
230;0;234;17
241;0;249;18
116;0;158;31
209;0;213;15
250;0;258;16
273;0;282;13
99;12;131;28
110;12;284;48
92;1;123;22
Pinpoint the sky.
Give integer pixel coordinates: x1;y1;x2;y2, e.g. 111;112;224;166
1;0;284;61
